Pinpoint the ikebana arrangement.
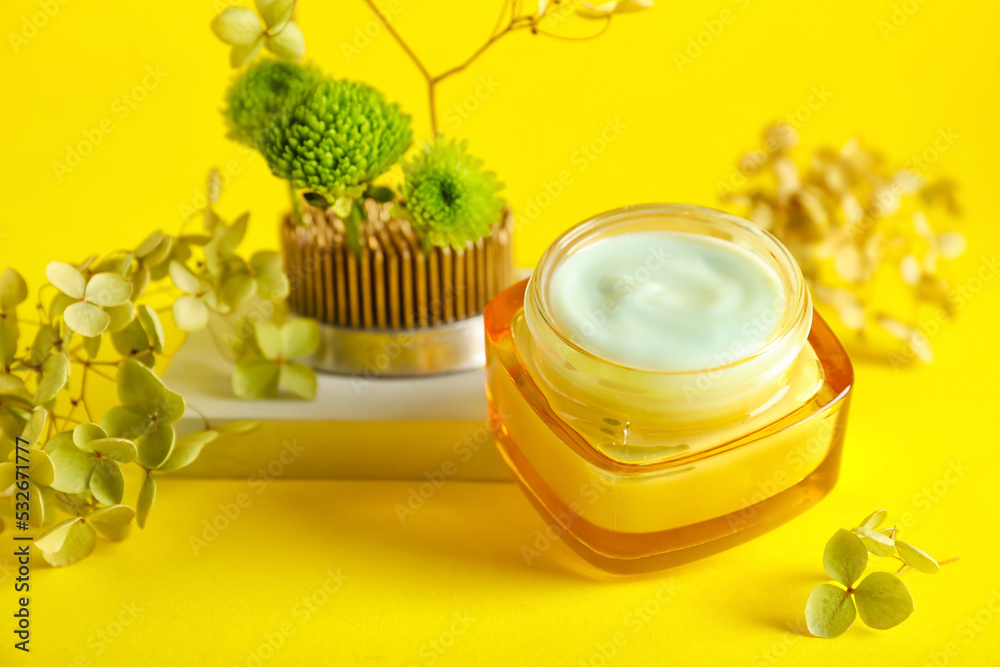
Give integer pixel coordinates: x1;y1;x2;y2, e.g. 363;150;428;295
209;0;653;374
0;175;325;566
0;1;655;567
722;124;964;365
805;510;956;638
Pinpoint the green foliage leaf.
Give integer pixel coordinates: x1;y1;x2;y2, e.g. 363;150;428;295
87;505;135;542
255;322;280;360
117;359;185;423
896;541;940;574
30;325;59;366
104;301;136;332
111;319;151;362
805;583;857;638
48;292;74;322
13;447;55;488
137;305;165;354
101;404;145;440
82;438;138;463
0;319;19;366
233;358;280;399
136;473;156;529
212;213;250;264
25;482;46;527
64;301;110;337
34;351;70;405
0;268;28;309
824;529;869;588
854;572;914;630
73;421;107;448
36;518;97;567
859;510;888;531
853;526;896;557
0;463;12;492
173;295;209;332
102;407;176;471
302;192;330;209
279;319;320;359
21;407;48;446
90;459;125;505
47;433;94;493
250;251;289;300
367;186;395;203
169;261;202;295
222;271;257;307
46;261;86;299
215;420;258;434
129;263;152;300
158;430;217;472
83;333;102;358
135;232;173;265
85;272;132;307
280;362;316;399
137;423;175;470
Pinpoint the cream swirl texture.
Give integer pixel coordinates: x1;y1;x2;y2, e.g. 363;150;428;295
545;231;786;372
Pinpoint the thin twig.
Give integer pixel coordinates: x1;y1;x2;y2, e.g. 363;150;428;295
186;403;213;431
361;0;432;82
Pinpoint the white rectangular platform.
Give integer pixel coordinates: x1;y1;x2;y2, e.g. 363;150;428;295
162;330;510;480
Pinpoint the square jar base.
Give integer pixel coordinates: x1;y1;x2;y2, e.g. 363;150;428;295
484;279;854;574
494;419;845;574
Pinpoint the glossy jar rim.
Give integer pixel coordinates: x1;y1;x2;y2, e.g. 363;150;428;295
521;203;814;431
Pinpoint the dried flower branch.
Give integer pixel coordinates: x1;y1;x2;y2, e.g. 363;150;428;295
722;124;963;364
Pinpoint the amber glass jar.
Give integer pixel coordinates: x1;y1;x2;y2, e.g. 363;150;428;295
484;204;854;573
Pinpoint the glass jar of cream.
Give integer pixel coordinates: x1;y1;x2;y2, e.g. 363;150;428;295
485;203;854;573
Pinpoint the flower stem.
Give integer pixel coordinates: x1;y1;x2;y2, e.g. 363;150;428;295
289;181;303;226
360;0;559;136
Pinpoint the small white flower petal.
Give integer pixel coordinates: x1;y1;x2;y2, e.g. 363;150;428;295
912;210;933;239
876;315;912;341
834;245;864;283
936;231;966;259
841;192;863;226
892;169;924;195
257;0;296;31
900;255;921;286
923;248;939;274
264;20;305;60
816;286;866;331
230;38;263;67
876;315;933;363
211;7;263;46
617;0;655;11
578;1;618;17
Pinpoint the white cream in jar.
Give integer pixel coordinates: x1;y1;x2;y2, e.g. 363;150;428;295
545;231;786;372
520;204;815;444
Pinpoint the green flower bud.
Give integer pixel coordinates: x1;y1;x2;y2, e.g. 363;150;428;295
224;58;324;148
401;138;505;250
259;79;412;198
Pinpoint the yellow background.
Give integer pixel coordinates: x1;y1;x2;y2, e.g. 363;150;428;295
2;0;1000;665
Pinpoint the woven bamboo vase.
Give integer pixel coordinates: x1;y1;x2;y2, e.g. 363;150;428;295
280;200;515;376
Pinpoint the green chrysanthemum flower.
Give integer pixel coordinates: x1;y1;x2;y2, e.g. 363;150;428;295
224;58;325;148
259;79;412;198
401;138;505;250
